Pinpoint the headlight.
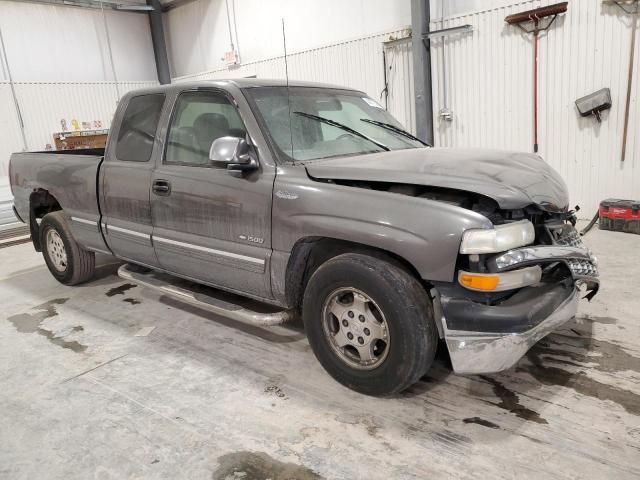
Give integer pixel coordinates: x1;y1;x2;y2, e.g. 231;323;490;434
460;220;535;254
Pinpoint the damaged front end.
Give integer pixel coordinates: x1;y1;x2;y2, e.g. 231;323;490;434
434;207;599;375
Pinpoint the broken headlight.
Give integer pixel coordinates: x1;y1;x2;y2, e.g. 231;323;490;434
460;220;535;254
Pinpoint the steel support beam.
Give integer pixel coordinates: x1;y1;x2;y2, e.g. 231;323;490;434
411;0;434;145
147;0;171;84
9;0;150;11
161;0;199;11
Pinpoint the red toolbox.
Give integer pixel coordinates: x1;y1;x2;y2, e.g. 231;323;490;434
599;199;640;234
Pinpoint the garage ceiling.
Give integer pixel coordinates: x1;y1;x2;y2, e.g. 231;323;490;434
7;0;190;12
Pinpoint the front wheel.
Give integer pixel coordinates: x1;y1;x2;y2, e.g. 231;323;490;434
40;211;95;285
303;253;438;396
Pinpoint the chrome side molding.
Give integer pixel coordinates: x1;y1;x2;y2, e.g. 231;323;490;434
152;235;265;265
108;225;151;240
70;216;97;226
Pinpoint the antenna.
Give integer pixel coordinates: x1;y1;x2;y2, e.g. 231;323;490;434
282;18;294;160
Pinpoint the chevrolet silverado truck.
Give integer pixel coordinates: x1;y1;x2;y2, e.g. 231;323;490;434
9;79;599;395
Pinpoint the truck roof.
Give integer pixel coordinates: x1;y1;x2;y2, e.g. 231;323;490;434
125;78;362;96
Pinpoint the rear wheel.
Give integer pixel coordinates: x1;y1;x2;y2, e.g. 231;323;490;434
40;211;95;285
303;253;437;396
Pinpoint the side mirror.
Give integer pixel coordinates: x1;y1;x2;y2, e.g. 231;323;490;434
209;136;258;172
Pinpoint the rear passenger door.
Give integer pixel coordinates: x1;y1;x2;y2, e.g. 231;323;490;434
150;88;275;299
100;93;165;267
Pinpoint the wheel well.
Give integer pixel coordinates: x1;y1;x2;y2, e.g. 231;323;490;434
284;237;426;310
29;189;62;251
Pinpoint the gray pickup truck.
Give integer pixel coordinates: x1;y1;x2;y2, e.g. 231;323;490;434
9;79;599;395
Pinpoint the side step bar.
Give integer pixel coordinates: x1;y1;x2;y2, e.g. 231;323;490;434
118;264;295;326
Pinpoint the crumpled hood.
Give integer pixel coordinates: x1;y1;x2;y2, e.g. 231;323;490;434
304;148;569;212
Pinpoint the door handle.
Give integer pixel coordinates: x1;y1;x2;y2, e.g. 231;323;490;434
152;179;171;196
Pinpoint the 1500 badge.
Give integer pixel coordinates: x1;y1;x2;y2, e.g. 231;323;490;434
239;234;264;244
275;190;299;200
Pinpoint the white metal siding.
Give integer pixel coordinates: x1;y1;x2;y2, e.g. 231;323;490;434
0;80;158;226
430;0;640;215
0;2;157;82
0;177;15;229
0;80;158;177
384;38;417;134
173;28;413;126
0;83;23;178
163;0;412;78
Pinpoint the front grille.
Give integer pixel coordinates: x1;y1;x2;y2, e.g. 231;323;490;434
566;258;598;277
555;229;585;248
544;223;599;279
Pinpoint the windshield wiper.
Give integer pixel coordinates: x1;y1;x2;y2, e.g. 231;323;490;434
360;119;430;147
293;111;390;151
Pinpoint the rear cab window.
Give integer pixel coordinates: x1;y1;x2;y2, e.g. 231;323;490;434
115;94;165;162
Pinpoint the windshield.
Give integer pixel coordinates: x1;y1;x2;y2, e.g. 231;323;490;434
245;86;426;162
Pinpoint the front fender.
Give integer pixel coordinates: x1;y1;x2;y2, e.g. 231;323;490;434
271;165;492;286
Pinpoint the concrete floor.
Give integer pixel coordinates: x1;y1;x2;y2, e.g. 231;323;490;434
1;225;639;479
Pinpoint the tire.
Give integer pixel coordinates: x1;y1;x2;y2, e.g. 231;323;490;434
302;253;438;396
40;211;95;285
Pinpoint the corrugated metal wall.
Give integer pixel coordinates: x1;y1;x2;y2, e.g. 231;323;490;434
430;0;640;215
384;38;416;134
0;80;157;228
173;28;414;129
3;0;636;222
175;0;638;217
0;81;158;177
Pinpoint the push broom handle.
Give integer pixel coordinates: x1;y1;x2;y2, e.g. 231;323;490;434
621;12;638;162
534;28;539;153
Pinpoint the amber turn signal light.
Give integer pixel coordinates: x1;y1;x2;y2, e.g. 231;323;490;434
458;273;500;291
458;266;542;292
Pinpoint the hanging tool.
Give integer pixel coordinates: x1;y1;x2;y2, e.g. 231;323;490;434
505;2;568;153
575;88;612;123
604;0;639;162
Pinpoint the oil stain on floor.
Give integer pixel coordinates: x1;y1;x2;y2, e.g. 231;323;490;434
106;283;137;297
6;298;86;353
463;417;500;429
579;315;618;325
518;333;640;416
479;375;548;424
212;451;323;480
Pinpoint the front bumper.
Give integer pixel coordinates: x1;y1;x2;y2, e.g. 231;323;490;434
438;285;578;374
437;233;598;375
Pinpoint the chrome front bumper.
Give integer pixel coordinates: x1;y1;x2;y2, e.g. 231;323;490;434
441;288;578;374
437;234;597;375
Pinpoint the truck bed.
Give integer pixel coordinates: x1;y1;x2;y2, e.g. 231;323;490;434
9;150;107;252
25;148;105;156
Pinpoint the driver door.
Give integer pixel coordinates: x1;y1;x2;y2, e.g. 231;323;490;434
150;89;275;299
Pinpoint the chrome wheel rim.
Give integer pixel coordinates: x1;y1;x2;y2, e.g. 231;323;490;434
46;229;68;272
321;287;390;370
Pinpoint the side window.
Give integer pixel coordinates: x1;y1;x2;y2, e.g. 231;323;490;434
116;94;165;162
165;91;247;166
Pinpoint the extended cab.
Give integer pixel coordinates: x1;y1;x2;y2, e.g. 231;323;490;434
9;79;599;395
